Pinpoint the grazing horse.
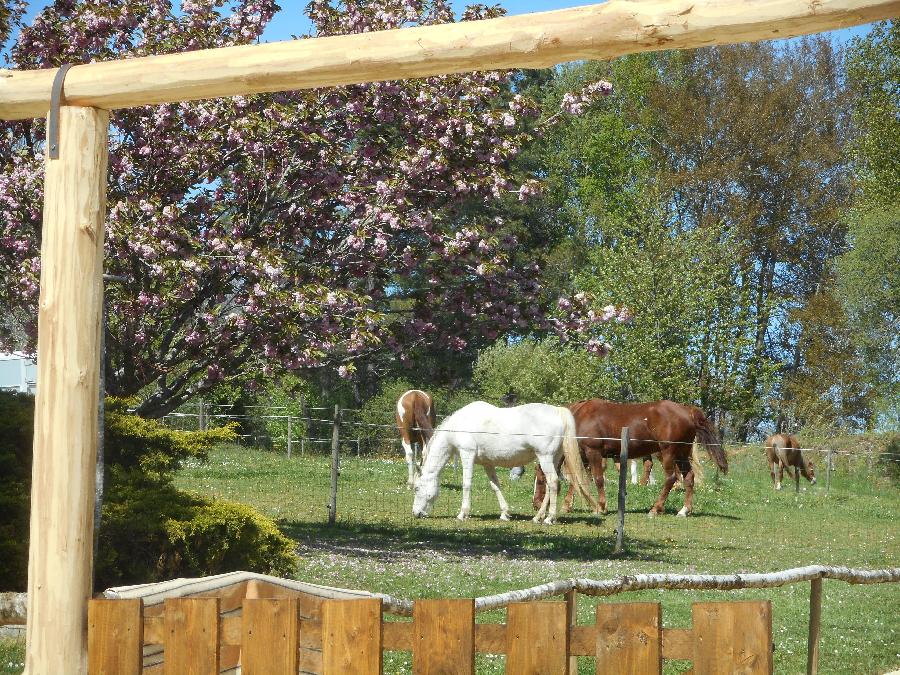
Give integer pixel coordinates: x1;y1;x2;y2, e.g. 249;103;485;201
534;400;728;517
765;433;815;492
412;402;596;524
396;389;436;487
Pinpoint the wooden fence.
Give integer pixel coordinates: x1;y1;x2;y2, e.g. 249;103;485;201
88;593;772;674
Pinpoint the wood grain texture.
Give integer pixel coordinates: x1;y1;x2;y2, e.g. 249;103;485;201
162;598;220;675
506;602;569;674
242;599;299;675
3;0;899;120
321;598;382;675
413;599;475;675
693;601;773;674
595;602;661;674
24;105;108;675
662;628;694;661
88;599;143;675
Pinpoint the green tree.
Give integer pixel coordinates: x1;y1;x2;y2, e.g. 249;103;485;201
471;337;609;407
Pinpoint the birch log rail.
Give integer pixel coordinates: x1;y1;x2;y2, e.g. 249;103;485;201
1;0;899;120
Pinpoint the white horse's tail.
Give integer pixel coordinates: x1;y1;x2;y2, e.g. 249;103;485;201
558;408;598;512
691;439;705;487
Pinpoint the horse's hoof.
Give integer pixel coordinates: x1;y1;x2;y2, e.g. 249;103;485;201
500;513;510;522
543;517;555;525
677;507;690;517
456;513;469;521
775;483;782;490
531;515;543;523
647;510;658;518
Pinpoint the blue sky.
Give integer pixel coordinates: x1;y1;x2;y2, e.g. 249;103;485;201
15;0;875;48
259;0;873;43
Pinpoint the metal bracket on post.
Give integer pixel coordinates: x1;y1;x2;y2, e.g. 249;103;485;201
48;63;74;160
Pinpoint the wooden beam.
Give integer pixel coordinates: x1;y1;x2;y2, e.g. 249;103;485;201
25;106;108;675
2;0;899;120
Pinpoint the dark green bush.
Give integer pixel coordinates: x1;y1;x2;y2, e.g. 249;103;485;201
0;393;33;590
0;393;298;591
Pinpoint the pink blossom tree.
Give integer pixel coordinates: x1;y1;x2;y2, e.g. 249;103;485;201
0;0;613;416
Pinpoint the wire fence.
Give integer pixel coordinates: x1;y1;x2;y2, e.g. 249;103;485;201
163;402;900;524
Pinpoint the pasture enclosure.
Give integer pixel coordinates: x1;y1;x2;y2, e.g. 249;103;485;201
84;565;900;674
5;0;900;672
88;596;773;674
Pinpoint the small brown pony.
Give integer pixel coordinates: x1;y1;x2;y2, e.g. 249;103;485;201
765;433;815;492
396;390;436;487
534;400;728;517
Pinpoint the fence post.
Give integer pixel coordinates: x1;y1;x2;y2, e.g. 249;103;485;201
287;415;293;459
807;577;823;675
301;396;310;457
198;398;207;432
825;448;833;496
614;426;629;555
328;404;341;525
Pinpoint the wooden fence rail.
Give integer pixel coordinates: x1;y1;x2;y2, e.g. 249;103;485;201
88;596;773;674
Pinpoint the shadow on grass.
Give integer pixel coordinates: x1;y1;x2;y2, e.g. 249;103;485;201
280;517;678;564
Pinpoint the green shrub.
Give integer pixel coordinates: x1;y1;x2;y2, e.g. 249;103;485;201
163;500;297;579
0;394;298;591
0;393;33;590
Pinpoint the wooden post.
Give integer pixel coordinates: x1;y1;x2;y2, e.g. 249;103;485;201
614;427;629;555
328;404;340;525
25;105;108;675
286;415;293;458
807;578;823;675
301;395;310;456
565;590;578;675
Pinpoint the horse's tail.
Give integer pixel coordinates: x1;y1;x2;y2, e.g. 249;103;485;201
691;439;705;486
558;407;598;511
692;407;728;474
414;399;435;443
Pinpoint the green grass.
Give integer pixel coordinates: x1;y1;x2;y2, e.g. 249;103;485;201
0;637;25;675
171;444;900;674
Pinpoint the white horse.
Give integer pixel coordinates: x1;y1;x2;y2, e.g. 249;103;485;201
412;402;597;524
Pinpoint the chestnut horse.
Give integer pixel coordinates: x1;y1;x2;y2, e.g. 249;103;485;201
534;400;728;517
765;433;815;492
396;389;436;487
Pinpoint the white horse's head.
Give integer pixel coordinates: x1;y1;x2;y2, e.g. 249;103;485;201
412;473;439;517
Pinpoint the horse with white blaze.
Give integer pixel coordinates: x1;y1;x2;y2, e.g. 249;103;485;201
412;402;596;524
395;389;436;487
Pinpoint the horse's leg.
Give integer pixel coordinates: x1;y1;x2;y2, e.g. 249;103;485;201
589;455;607;515
562;479;576;513
630;459;638;485
649;450;679;517
676;457;694;517
794;462;800;493
533;463;546;511
457;454;474;520
402;439;416;487
769;455;776;488
484;465;511;521
776;461;783;490
640;458;653;486
536;457;560;525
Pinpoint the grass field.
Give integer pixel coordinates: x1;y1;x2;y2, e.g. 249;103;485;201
169;443;899;674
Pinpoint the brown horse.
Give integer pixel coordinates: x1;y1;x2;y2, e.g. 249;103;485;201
534;400;728;517
765;433;815;492
396;389;436;487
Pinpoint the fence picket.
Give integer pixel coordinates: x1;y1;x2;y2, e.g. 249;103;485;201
242;598;299;675
322;598;382;674
692;601;772;674
595;602;662;674
87;598;143;675
413;599;475;675
162;597;220;675
506;601;569;674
